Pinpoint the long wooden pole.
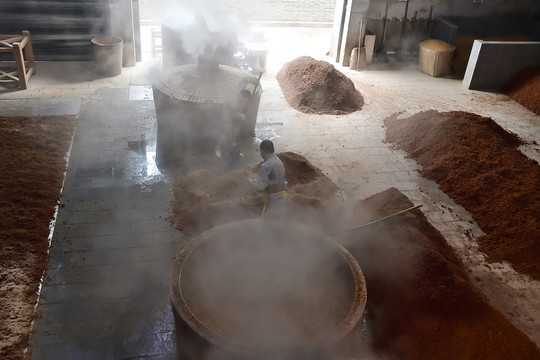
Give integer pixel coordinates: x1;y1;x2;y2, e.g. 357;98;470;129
336;204;423;235
382;0;390;45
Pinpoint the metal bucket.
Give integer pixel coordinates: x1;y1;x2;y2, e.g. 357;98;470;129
169;219;367;359
91;36;123;77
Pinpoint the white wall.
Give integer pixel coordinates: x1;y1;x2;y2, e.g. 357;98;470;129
366;0;540;19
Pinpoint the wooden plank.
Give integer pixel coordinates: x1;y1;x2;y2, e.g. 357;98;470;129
22;31;35;75
0;69;19;81
364;35;376;64
13;42;27;89
0;36;23;41
0;40;13;48
357;47;367;69
14;36;28;48
26;67;34;79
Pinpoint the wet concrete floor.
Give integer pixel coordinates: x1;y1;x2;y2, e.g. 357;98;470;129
30;92;182;359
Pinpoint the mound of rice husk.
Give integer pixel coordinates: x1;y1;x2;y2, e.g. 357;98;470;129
453;34;530;78
0;116;76;360
278;152;337;207
172;152;337;234
503;66;540;115
343;187;540;360
277;56;364;115
171;168;261;234
384;110;540;280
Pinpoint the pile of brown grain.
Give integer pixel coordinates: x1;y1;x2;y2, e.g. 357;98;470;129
172;152;337;234
343;188;540;359
279;152;337;207
503;66;540;115
384;110;540;280
277;56;364;115
0;116;76;360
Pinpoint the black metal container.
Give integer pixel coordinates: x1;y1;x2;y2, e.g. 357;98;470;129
153;57;261;164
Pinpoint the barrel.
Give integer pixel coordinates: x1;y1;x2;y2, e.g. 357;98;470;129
418;39;455;77
91;36;123;77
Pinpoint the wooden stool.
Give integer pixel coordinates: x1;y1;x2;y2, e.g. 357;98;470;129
0;30;36;89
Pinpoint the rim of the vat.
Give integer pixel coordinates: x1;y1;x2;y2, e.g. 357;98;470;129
153;63;260;104
91;36;123;46
169;218;367;354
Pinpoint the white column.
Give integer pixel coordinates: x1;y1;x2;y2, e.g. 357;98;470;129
109;0;136;67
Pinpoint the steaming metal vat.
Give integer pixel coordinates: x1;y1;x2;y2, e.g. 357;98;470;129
169;219;367;359
153;57;261;164
161;23;237;68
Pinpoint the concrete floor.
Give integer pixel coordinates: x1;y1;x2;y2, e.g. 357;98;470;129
1;26;539;358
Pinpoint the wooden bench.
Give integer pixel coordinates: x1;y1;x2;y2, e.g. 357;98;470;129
0;30;35;89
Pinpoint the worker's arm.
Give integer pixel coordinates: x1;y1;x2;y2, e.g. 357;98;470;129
253;161;271;192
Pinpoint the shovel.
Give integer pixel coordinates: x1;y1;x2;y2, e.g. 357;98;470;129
357;19;367;70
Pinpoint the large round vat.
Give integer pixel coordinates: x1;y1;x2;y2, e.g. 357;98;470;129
169;219;367;359
153;58;261;164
